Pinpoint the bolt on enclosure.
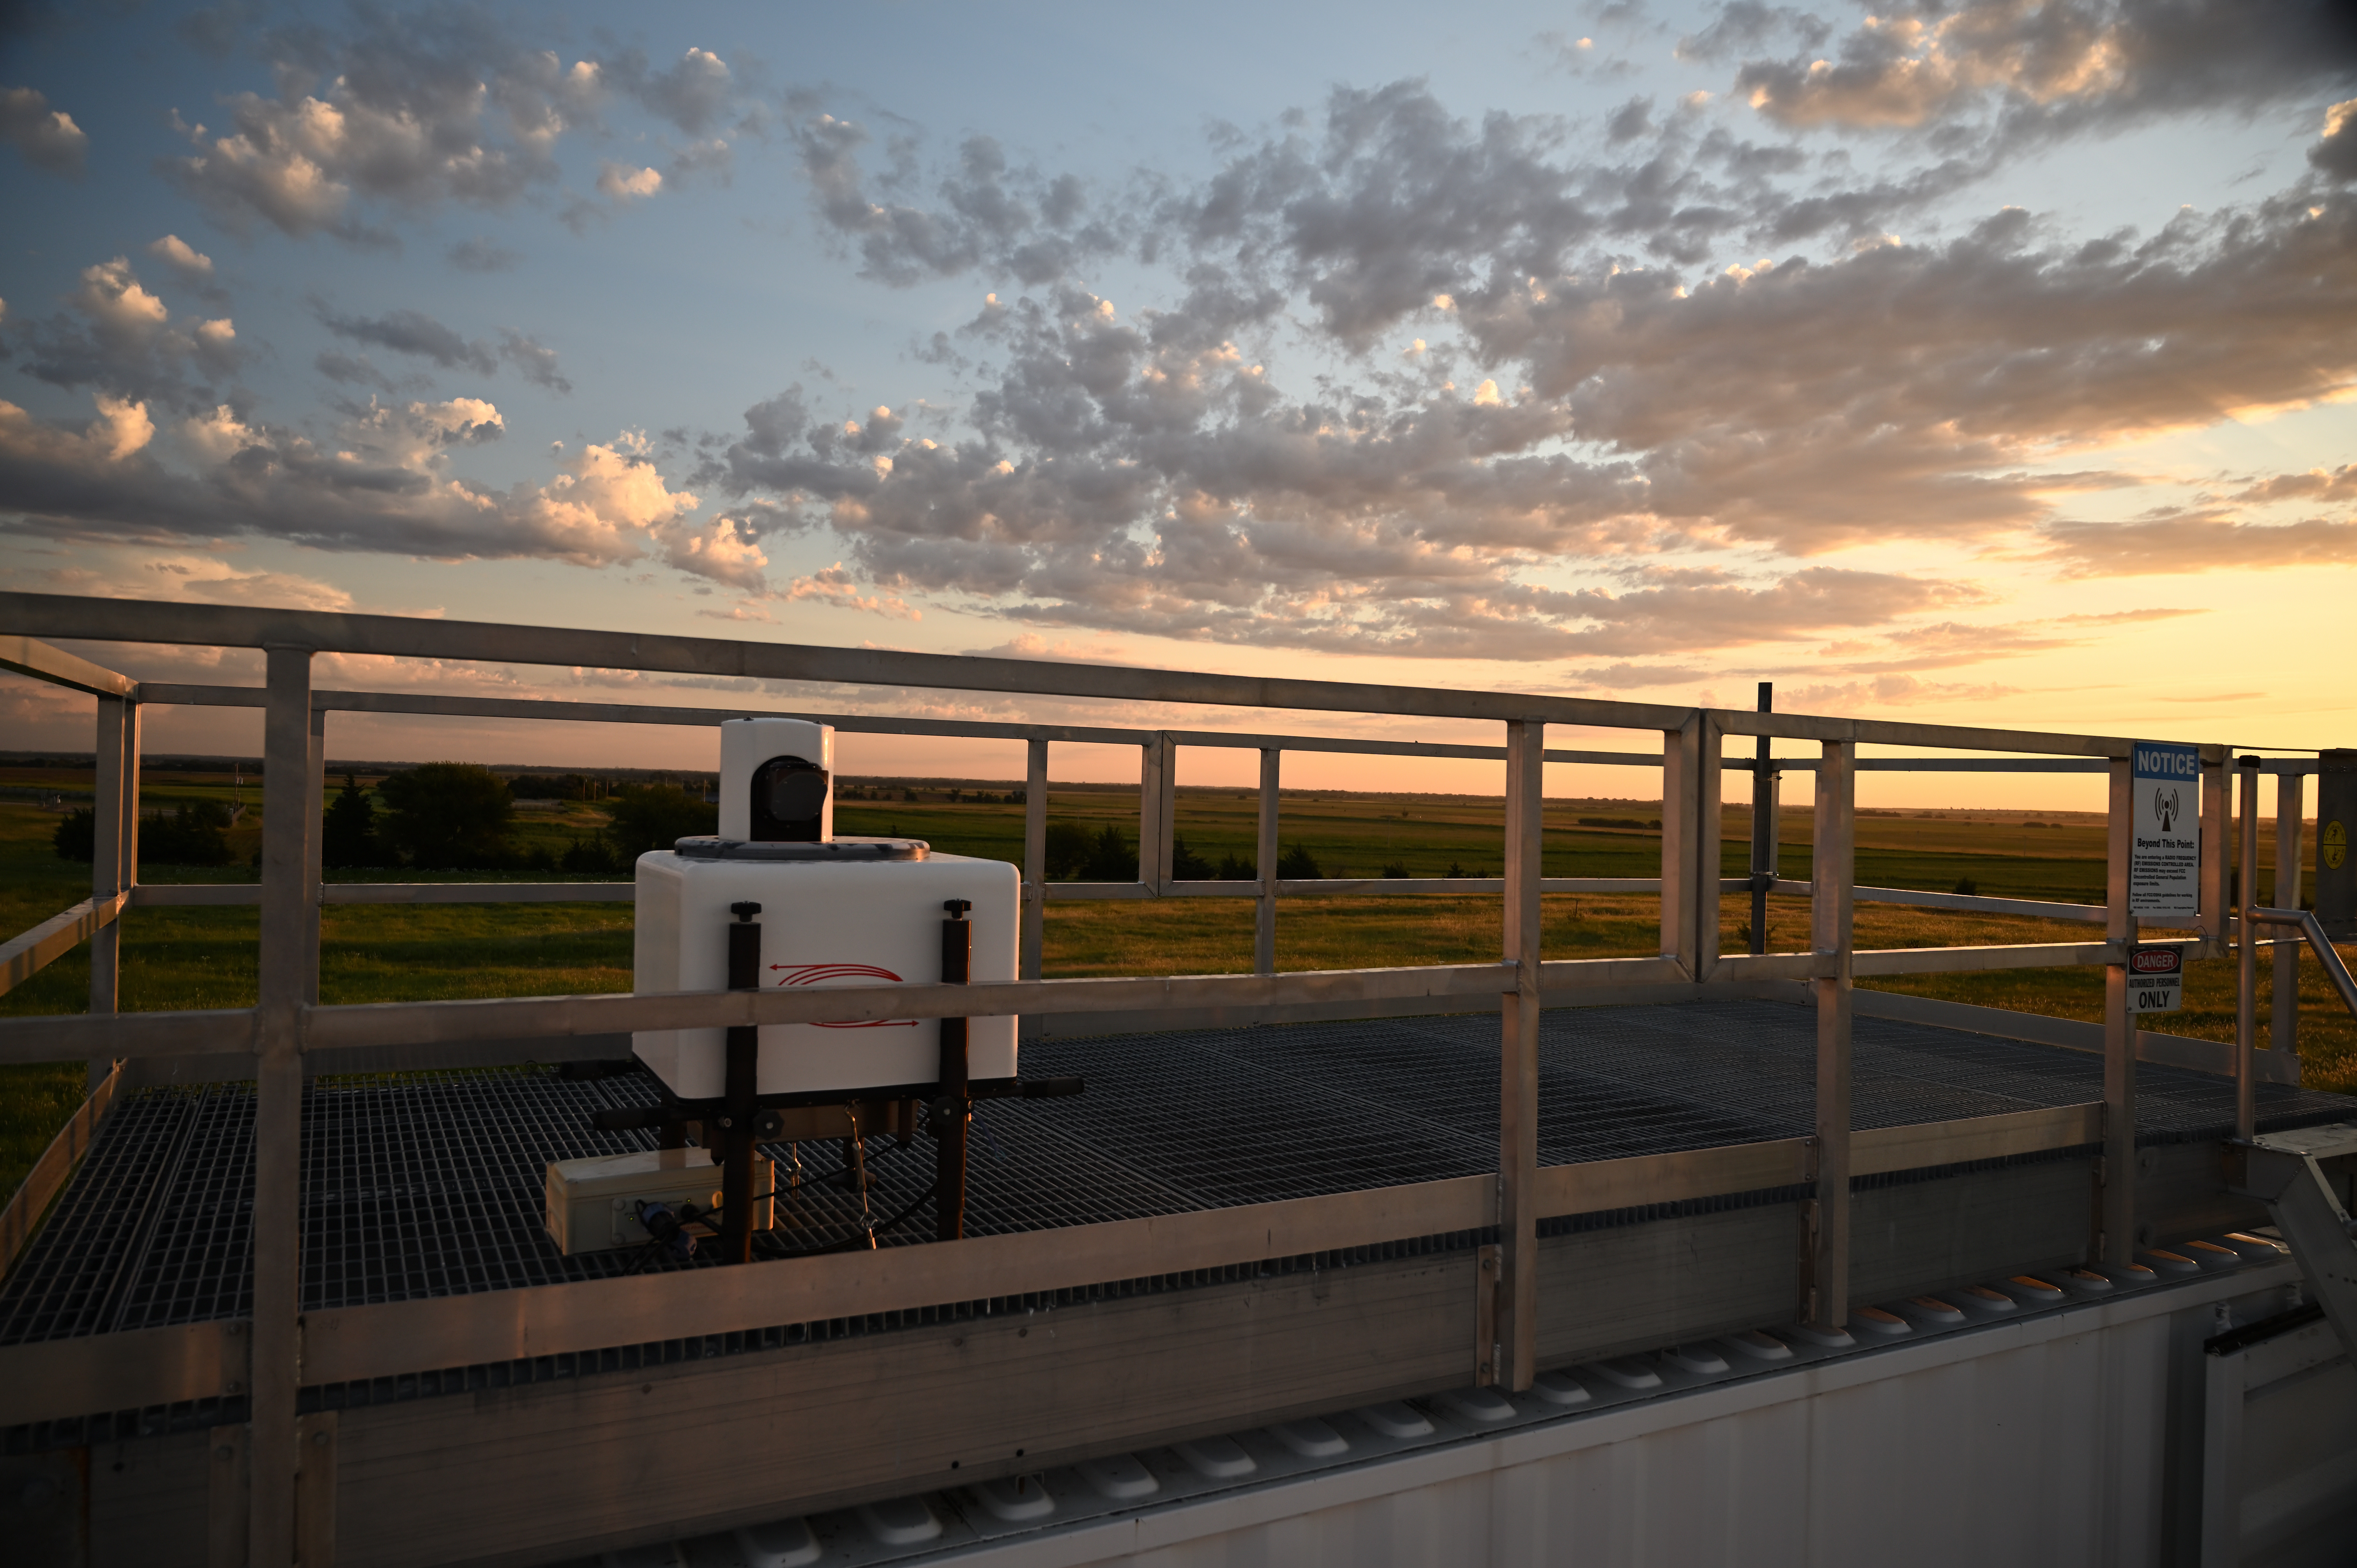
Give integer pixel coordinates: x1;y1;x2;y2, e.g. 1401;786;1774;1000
631;717;1020;1099
543;1148;773;1255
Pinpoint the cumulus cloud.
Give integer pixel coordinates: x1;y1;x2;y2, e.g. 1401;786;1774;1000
1726;0;2357;151
147;235;214;277
4;255;242;403
0;393;749;590
783;562;919;619
155;15;744;241
2317;97;2357;182
595;161;663;201
0;85;87;175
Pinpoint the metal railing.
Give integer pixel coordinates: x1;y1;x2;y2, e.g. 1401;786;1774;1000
0;592;2318;1565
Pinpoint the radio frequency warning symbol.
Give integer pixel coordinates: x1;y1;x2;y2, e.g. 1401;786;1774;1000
2326;820;2347;872
2129;741;2201;919
2127;945;2182;1014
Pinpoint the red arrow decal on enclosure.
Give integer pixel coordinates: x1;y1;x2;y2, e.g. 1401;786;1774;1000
767;962;919;1027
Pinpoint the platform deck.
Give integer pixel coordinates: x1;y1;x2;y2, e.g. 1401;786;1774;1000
5;997;2342;1361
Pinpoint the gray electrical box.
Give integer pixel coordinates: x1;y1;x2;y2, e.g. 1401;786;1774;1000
2318;749;2357;939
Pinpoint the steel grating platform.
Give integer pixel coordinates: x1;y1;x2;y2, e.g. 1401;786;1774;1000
2;996;2347;1443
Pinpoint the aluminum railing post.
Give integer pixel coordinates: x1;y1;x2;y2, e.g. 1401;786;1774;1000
2104;756;2136;1266
302;703;327;1005
1695;714;1723;983
2237;756;2262;1142
2274;768;2306;1056
1021;739;1046;986
251;645;314;1566
2199;750;2228;957
1807;737;1853;1332
1255;749;1279;976
1496;719;1543;1391
88;693;136;1090
1139;733;1173;892
1659;716;1700;975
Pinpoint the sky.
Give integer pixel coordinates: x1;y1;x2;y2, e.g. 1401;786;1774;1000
2;0;2354;809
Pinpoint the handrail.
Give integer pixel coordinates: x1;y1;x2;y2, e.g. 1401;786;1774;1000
2246;907;2357;1019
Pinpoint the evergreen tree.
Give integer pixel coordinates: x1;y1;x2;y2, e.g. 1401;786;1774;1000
322;773;379;869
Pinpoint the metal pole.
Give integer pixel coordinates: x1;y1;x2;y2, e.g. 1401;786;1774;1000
1659;717;1699;974
251;645;313;1565
1020;739;1046;985
2237;756;2261;1142
1255;749;1279;976
937;900;972;1242
302;703;326;1005
722;902;761;1264
1139;733;1173;892
88;694;132;1091
2199;751;2228;957
2274;769;2305;1055
1695;715;1722;984
1496;719;1543;1391
2103;756;2136;1266
1807;738;1853;1332
1749;683;1772;956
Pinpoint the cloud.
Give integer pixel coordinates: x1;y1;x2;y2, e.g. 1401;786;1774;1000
2038;514;2357;575
0;394;752;590
0;85;87;175
158;14;608;239
4;255;242;402
595;161;663;201
2317;97;2357;182
2232;463;2357;505
496;330;570;393
1726;0;2357;151
791;114;1118;287
448;236;520;272
782;562;919;619
611;47;734;136
147;235;214;277
317;305;496;373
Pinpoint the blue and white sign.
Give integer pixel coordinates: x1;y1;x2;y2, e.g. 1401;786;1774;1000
2131;741;2202;919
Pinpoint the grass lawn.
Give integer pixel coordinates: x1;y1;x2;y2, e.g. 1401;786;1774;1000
4;786;2348;1197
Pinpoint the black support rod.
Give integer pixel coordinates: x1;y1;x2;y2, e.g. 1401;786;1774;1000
1750;683;1775;956
722;901;762;1264
937;899;972;1242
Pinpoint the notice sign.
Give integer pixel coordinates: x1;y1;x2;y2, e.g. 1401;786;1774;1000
2131;740;2202;919
2127;945;2183;1014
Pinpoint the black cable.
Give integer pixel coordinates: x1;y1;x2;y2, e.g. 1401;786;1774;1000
755;1173;942;1260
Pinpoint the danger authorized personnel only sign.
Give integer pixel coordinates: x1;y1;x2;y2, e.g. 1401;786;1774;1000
2131;740;2202;920
2127;945;2183;1013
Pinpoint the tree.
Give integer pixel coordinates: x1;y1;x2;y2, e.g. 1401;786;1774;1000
605;782;718;858
1044;819;1092;879
1277;842;1323;879
52;807;95;862
322;773;379;869
1170;835;1214;880
1081;823;1134;881
376;763;516;869
1215;850;1256;881
142;801;233;866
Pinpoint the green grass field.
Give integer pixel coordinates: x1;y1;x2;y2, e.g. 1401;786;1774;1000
3;776;2348;1195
